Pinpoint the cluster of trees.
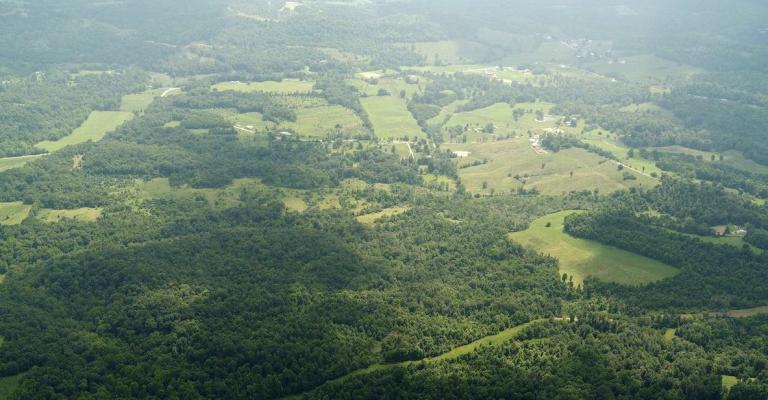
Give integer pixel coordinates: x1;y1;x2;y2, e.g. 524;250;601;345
563;180;768;309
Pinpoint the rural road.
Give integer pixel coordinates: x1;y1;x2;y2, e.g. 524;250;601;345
161;87;181;97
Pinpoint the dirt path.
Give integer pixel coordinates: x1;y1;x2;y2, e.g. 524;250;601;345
161;88;181;97
279;318;554;399
612;160;654;178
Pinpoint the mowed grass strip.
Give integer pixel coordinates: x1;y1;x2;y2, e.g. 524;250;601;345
36;111;132;152
212;79;315;94
360;95;424;139
0;155;46;172
509;211;679;286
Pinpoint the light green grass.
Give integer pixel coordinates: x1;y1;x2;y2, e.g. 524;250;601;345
212;79;314;94
356;206;409;224
443;139;655;195
0;202;32;225
654;146;768;175
0;154;45;172
663;328;676;342
137;177;263;208
0;374;22;399
582;133;662;176
283;197;308;213
509;211;679;286
36;111;132;152
430;319;544;362
442;102;577;142
38;208;102;223
231;105;365;138
120;90;160;113
722;375;739;391
360;95;424;139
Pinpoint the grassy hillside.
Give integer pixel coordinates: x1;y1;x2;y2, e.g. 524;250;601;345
509;210;679;285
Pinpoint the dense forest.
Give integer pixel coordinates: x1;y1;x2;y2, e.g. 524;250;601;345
0;0;767;399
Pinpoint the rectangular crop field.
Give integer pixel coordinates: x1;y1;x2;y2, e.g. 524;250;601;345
360;95;424;139
509;211;680;286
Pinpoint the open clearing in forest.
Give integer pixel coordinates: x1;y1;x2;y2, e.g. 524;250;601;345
722;375;739;391
120;89;164;113
36;111;132;152
0;154;46;172
725;306;768;318
442;138;655;195
230;104;365;138
38;208;103;223
360;95;424;139
212;79;315;94
0;202;32;225
509;211;679;286
356;206;409;224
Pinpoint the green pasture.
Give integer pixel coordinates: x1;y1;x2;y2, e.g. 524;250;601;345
36;111;132;152
443;138;655;195
0;155;46;172
360;95;424;139
509;211;679;286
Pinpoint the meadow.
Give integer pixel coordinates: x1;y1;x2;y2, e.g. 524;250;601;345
509;210;679;285
119;88;164;113
356;206;410;224
360;95;424;139
443;138;655;195
0;155;46;172
38;208;103;223
212;79;315;94
36;111;132;152
0;202;31;225
441;102;576;142
229;102;365;138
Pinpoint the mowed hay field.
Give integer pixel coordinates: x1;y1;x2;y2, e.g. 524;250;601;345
212;79;315;94
509;211;679;286
0;202;32;225
231;104;365;138
360;95;424;139
440;102;576;142
443;138;656;195
36;111;132;152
